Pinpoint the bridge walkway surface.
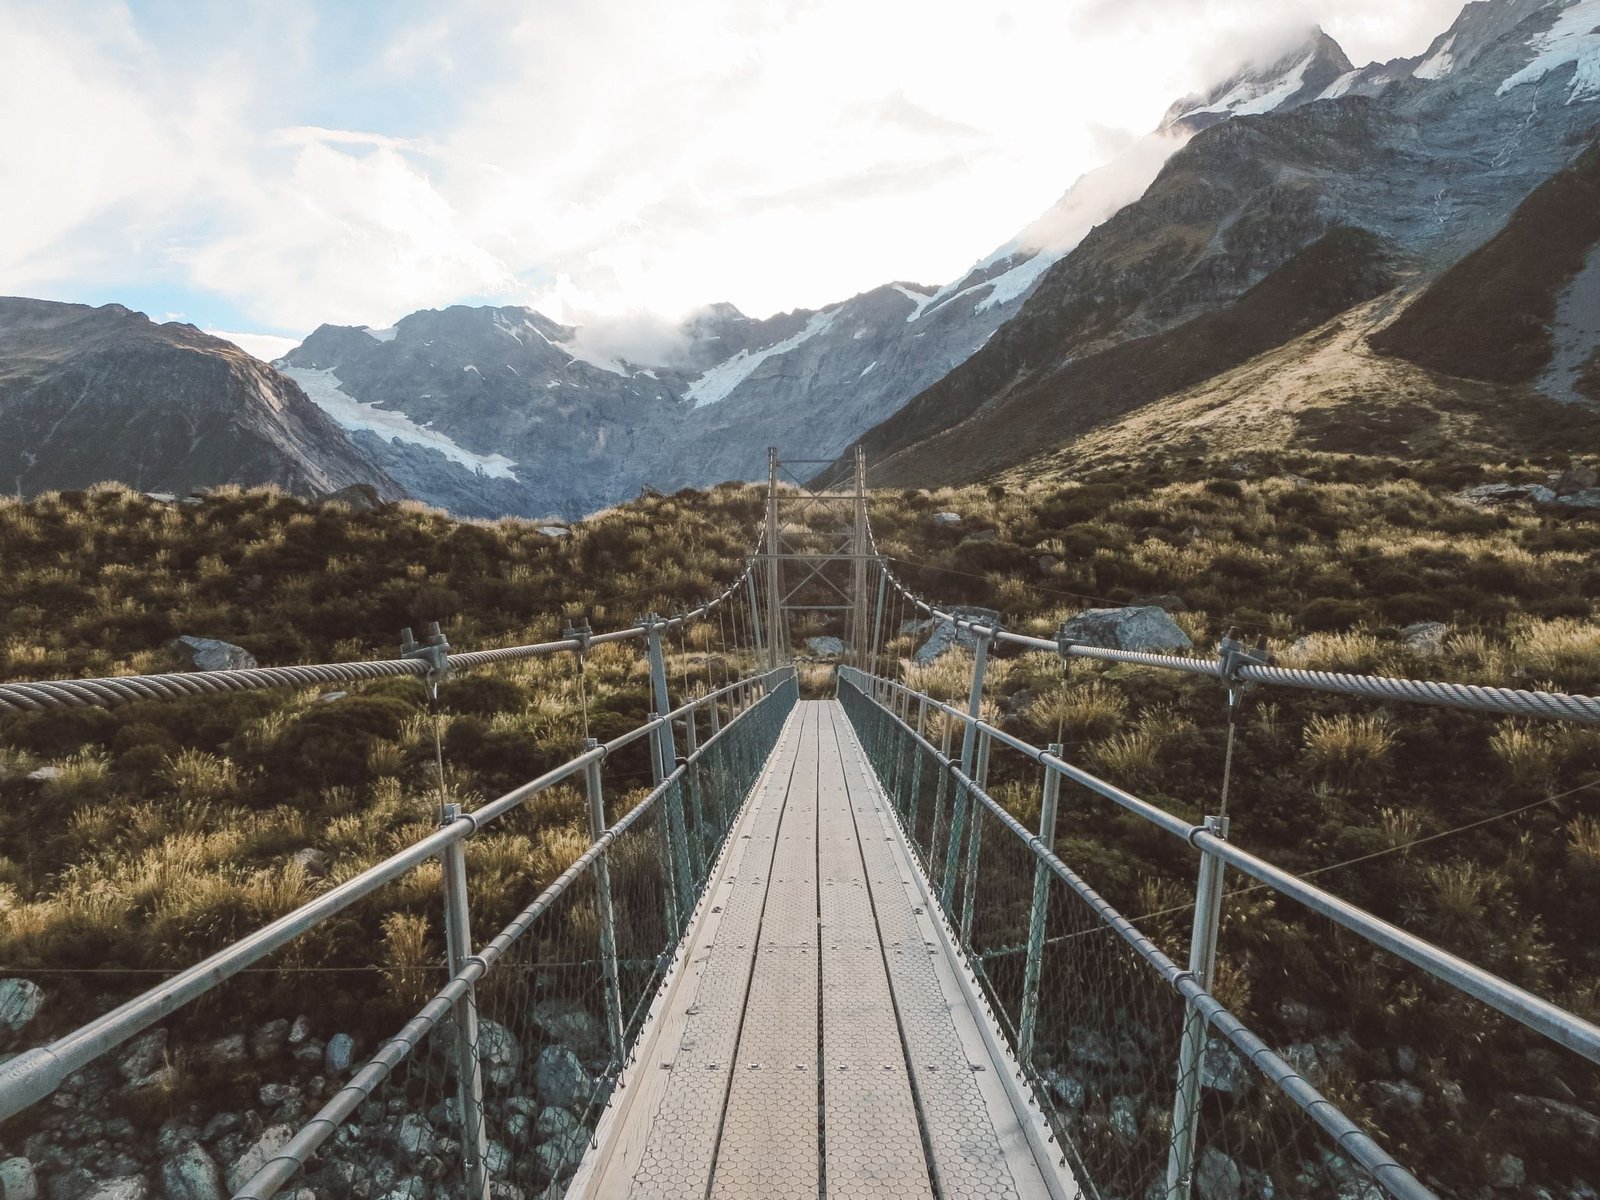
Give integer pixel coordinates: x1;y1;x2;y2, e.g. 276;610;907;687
573;700;1065;1198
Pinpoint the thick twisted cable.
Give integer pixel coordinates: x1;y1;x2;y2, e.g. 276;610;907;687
0;659;428;714
1237;664;1600;724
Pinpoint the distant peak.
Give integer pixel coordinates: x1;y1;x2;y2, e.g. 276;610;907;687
1161;26;1354;132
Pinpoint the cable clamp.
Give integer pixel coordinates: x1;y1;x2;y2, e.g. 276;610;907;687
561;613;594;655
1054;623;1079;661
400;622;451;692
1217;627;1272;707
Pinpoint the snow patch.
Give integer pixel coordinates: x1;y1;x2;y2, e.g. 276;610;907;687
892;284;938;322
1413;35;1456;80
687;309;839;408
975;251;1061;314
463;364;479;374
853;328;868;339
363;325;398;343
283;366;519;479
1182;52;1315;120
1498;0;1600;103
859;361;878;378
1318;69;1359;99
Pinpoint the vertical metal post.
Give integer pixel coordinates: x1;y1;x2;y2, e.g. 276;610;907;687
646;711;682;939
583;745;627;1061
765;448;783;668
682;704;706;880
709;693;723;736
1018;746;1062;1064
870;565;889;678
746;566;764;659
944;632;991;915
851;446;871;667
439;806;490;1200
959;727;990;943
1166;815;1229;1200
930;717;954;869
646;618;677;777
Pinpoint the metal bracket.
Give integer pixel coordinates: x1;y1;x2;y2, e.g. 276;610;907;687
1053;623;1078;661
1217;627;1272;710
401;621;451;697
562;614;594;654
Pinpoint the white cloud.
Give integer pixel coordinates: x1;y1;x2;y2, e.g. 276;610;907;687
1;0;1470;339
206;329;301;361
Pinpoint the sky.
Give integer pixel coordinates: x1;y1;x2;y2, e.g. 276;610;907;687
0;0;1470;358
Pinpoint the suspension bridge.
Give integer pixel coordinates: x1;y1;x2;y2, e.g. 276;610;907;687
1;449;1598;1200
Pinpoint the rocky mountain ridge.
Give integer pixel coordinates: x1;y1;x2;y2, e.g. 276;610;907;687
0;299;401;502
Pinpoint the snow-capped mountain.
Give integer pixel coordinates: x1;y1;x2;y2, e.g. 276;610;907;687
278;29;1338;518
1161;27;1355;131
838;0;1600;488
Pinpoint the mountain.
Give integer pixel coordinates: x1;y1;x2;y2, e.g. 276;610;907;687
1161;27;1354;132
275;29;1336;518
0;299;402;500
836;0;1600;489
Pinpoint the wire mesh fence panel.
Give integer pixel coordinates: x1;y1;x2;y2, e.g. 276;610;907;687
1212;897;1600;1199
965;801;1043;1043
606;800;675;1048
1020;868;1189;1200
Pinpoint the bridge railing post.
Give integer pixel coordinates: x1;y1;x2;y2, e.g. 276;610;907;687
929;716;954;871
1018;744;1063;1064
439;804;491;1200
1166;813;1229;1200
583;742;627;1062
959;726;992;943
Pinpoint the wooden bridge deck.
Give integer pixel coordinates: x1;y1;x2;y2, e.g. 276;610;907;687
573;701;1067;1198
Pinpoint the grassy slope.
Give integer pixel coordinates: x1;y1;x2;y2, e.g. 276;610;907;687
1369;142;1600;383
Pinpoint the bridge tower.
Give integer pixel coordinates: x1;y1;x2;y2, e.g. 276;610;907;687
762;447;876;668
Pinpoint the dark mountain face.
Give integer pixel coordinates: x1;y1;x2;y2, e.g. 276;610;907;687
0;299;401;500
832;0;1600;486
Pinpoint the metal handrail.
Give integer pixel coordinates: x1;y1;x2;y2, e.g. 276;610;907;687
841;668;1600;1068
234;669;798;1199
0;666;789;1121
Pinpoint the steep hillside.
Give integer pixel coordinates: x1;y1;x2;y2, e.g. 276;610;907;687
867;227;1398;487
0;299;401;501
1369;140;1600;387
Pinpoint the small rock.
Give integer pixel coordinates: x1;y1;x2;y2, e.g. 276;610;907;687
912;606;1002;666
316;691;347;704
199;1034;247;1069
803;637;846;659
117;1030;167;1083
22;767;60;784
287;1015;312;1045
1491;1155;1526;1190
393;1113;435;1157
226;1126;293;1193
169;637;257;673
534;1133;586;1179
1109;1095;1139;1142
483;1141;512;1176
257;1083;300;1108
930;512;963;525
1197;1147;1243;1200
531;1000;603;1058
536;1106;581;1143
199;1112;242;1142
0;1158;37;1200
0;980;43;1038
536;526;570;538
535;1045;591;1109
324;1032;357;1074
1437;1079;1466;1115
86;1179;150;1200
1501;1094;1600;1152
288;848;330;880
1200;1038;1251;1096
1281;1043;1324;1086
292;1039;325;1069
159;1144;223;1200
1275;999;1321;1036
478;1020;521;1089
1364;1080;1423;1118
1045;1070;1086;1110
250;1020;289;1062
1395;1047;1418;1076
1059;607;1193;654
1068;1030;1117;1071
154;1121;199;1157
1399;622;1448;657
1458;482;1558;507
1035;554;1061;572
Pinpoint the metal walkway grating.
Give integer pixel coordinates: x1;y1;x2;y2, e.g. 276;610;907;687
574;701;1067;1198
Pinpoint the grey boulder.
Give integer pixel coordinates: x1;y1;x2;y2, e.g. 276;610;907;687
159;1145;223;1200
0;979;43;1038
169;636;257;672
1059;607;1193;653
